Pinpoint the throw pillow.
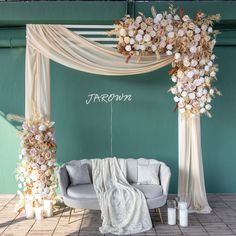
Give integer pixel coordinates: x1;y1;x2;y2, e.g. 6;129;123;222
66;163;91;185
137;163;160;185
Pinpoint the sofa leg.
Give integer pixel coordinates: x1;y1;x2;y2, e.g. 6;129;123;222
157;208;164;224
68;208;73;224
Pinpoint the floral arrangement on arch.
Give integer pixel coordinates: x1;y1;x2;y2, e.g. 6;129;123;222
15;118;57;212
112;5;221;117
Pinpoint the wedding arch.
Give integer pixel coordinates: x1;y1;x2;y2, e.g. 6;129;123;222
16;6;220;214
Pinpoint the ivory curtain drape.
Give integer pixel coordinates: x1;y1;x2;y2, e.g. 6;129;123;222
178;113;211;213
25;24;211;213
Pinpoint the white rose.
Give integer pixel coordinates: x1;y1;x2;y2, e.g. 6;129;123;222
138;29;144;35
166;50;173;55
195;27;201;34
166;44;173;50
189;93;196;100
174;53;181;60
200;108;206;113
191;59;198;67
178;29;185;37
154;13;163;23
130;38;135;45
203;89;208;95
140;44;146;51
186;104;192;110
124;36;130;44
168;31;175;38
204;65;210;72
194;79;202;86
170;87;177;94
177;70;184;79
190;46;197;54
205;104;212;110
187;71;194;78
21;148;27;156
208;61;213;67
174;96;179;102
150;31;156;37
166;24;173;32
41;164;47;171
135;34;142;42
200;59;206;65
136;16;142;23
144;34;151;42
208;27;213;33
161;19;168;27
18;183;23;189
151;44;157;52
201;24;207;31
125;45;132;52
210;71;216;77
183;15;190;22
183;58;190;67
119;29;127;37
39;124;47;131
211;54;216;60
201;96;207;102
200;102;205;107
128;30;134;37
209;88;214;95
174;15;180;21
197;91;203;97
181;91;188;97
194;34;201;42
171;76;177;82
160;41;166;48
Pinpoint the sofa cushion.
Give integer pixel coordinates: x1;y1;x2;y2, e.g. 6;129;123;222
132;184;163;199
67;184;97;199
66;163;91;185
138;163;160;185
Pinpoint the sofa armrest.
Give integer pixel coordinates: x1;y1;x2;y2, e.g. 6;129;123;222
160;164;171;196
58;165;70;197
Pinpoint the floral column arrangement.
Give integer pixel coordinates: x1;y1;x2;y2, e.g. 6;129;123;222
15;118;57;212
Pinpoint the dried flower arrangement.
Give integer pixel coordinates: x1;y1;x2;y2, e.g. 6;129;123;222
111;5;221;117
15;117;57;212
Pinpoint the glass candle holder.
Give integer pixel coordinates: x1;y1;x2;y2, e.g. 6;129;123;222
43;199;53;217
25;198;34;219
35;206;44;220
178;201;188;227
167;200;176;225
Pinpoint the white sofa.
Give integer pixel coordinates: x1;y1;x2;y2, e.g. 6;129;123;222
59;158;171;223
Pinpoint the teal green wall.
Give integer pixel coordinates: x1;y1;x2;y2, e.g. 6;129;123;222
0;1;236;194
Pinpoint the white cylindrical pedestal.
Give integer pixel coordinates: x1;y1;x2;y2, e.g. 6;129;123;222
35;207;44;220
43;199;53;217
178;201;188;227
25;199;34;219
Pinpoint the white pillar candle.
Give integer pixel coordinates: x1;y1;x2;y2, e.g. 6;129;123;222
43;199;53;217
178;201;188;227
167;200;176;225
25;199;34;219
168;208;176;225
35;207;44;220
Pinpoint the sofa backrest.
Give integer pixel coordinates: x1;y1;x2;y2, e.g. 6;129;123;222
66;158;166;183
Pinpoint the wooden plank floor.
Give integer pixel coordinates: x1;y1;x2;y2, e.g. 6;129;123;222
0;194;236;236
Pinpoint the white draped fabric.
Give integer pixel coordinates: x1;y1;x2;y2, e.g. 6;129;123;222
178;113;211;213
25;24;211;213
92;157;152;234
